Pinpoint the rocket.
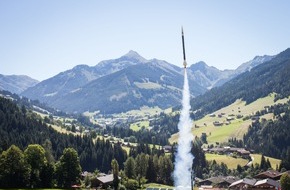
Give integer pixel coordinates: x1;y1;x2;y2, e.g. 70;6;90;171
181;27;187;68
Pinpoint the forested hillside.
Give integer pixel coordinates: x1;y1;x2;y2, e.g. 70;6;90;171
0;90;68;117
243;100;290;168
190;48;290;119
0;96;127;172
0;96;210;188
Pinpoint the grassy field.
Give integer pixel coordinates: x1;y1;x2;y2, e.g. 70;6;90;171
144;183;174;188
169;93;289;144
251;154;281;169
192;119;249;143
33;111;81;136
122;143;162;154
205;153;249;169
169;118;250;145
144;183;199;190
130;120;150;131
205;153;281;170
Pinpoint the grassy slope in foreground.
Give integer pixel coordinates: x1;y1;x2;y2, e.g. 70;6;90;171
251;154;281;169
205;153;281;170
144;183;200;190
169;93;289;144
205;153;249;169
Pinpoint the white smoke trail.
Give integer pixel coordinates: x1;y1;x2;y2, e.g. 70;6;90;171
173;69;194;189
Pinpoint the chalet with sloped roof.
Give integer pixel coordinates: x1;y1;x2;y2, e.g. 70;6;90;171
95;174;115;188
229;177;280;190
254;170;281;180
229;178;257;189
199;176;239;189
254;178;280;189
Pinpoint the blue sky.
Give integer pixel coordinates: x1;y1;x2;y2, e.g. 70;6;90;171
1;1;290;81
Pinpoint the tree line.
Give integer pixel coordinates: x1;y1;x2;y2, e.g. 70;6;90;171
0;141;205;189
0;90;68;117
0;144;81;188
243;101;290;170
0;97;127;173
0;96;205;188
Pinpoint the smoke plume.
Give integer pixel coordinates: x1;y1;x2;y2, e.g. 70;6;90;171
173;69;194;189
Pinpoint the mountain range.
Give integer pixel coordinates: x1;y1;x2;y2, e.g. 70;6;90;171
190;48;290;118
0;74;39;94
2;50;274;114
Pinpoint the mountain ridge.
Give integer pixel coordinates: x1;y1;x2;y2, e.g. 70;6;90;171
190;48;290;119
21;50;275;113
48;60;205;113
0;74;39;94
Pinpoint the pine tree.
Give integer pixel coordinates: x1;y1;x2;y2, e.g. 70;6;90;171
124;157;136;179
146;155;157;182
111;159;119;190
135;153;149;178
280;147;290;170
260;154;267;171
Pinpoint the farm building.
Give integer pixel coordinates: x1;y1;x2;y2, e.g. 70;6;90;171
199;176;239;189
254;170;281;180
228;178;257;189
228;178;280;190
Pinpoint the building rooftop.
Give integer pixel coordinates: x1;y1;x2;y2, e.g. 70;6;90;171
97;174;114;184
254;170;281;179
254;178;280;188
229;178;257;188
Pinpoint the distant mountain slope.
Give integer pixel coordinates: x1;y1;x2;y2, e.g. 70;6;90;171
0;74;38;94
21;50;274;114
22;51;144;104
190;48;290;119
49;60;205;113
234;55;274;74
187;55;274;89
0;90;68;117
187;61;234;89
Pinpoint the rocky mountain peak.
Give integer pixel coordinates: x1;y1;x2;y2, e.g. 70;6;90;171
190;61;208;71
72;64;90;71
121;50;147;62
